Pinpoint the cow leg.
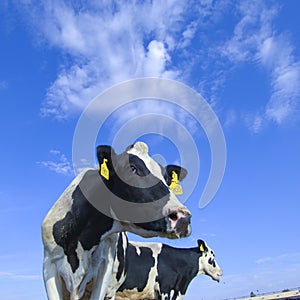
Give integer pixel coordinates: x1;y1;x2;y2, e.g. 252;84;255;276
43;254;63;300
90;235;118;300
90;256;115;300
159;293;184;300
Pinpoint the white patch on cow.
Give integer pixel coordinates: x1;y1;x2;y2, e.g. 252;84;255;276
134;245;141;256
161;293;168;300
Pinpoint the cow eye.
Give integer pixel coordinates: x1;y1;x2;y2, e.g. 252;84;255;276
130;165;137;174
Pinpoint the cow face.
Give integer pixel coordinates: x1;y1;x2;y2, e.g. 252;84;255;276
96;142;191;238
197;240;222;282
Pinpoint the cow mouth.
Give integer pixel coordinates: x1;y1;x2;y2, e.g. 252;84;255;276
213;272;222;282
206;270;222;282
167;210;191;238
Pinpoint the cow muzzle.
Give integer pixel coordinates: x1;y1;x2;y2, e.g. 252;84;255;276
167;209;191;238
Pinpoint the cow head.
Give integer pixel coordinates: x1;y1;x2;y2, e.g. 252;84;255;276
96;141;191;239
197;239;222;282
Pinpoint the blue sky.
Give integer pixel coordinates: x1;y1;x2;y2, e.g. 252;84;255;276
0;1;300;299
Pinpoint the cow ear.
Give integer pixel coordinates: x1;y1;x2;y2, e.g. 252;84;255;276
164;165;187;186
96;145;116;180
198;240;208;253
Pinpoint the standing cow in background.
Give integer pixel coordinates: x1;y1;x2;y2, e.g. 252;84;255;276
42;142;191;300
106;233;222;300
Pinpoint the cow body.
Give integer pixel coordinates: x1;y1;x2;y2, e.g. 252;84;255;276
108;233;222;300
42;142;191;300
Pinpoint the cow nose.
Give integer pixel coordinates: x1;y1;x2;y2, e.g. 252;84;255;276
167;211;191;238
175;214;191;236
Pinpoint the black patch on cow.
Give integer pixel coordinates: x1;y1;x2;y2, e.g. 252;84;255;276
208;257;216;268
156;245;200;296
53;185;114;273
118;244;155;292
116;233;127;282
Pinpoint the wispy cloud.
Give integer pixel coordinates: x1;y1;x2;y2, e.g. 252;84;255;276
220;0;300;131
242;111;265;134
220;1;277;63
261;36;300;124
0;80;8;90
255;256;272;264
37;149;72;176
0;271;41;280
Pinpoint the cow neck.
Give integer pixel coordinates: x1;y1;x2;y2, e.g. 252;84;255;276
52;180;114;273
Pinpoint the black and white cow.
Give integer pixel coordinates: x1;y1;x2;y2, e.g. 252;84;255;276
106;233;222;300
42;142;191;300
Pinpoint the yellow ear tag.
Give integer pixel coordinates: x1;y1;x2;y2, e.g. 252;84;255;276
169;171;183;195
100;158;109;180
200;244;205;252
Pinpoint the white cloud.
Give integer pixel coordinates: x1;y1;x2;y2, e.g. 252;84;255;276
255;257;272;264
224;109;237;128
16;0;198;119
242;112;265;134
265;59;300;123
15;1;300;130
37;149;72;176
178;21;198;49
221;1;276;63
257;35;300;124
143;40;178;79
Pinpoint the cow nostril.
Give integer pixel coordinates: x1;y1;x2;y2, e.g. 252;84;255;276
168;212;178;221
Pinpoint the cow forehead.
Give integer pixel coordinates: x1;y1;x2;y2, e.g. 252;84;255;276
127;146;165;182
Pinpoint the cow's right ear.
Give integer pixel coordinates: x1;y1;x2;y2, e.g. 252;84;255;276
96;145;117;180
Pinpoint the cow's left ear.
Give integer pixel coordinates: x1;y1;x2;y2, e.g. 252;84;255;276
96;145;117;180
198;239;208;253
164;165;188;186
